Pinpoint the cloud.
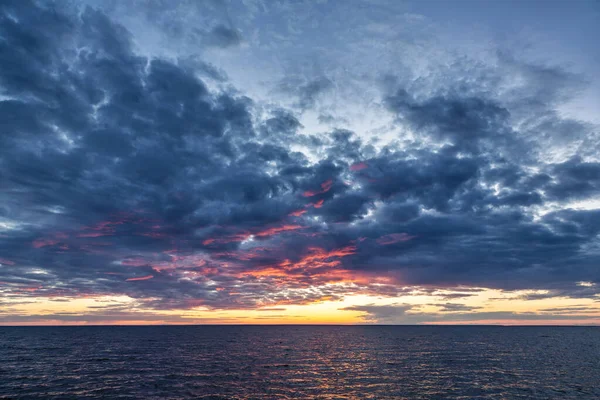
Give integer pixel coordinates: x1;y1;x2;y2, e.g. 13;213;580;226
341;303;599;324
277;76;334;110
433;303;483;312
341;304;415;323
0;0;599;321
201;24;242;48
126;275;154;282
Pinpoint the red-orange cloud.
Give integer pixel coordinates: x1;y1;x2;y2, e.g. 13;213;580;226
303;179;333;197
126;275;154;281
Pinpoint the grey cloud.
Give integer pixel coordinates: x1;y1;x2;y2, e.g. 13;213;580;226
201;24;242;48
278;76;334;110
341;303;599;324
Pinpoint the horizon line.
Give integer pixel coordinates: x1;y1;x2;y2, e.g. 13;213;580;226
1;323;598;327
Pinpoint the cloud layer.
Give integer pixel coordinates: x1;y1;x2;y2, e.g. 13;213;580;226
1;0;599;323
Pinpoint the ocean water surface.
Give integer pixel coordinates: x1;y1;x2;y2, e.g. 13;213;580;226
0;326;598;399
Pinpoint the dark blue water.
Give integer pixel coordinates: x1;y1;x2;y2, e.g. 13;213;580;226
0;326;598;399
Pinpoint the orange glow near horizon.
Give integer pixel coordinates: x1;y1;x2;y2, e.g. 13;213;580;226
1;289;598;326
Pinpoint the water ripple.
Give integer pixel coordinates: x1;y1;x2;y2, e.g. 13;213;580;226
0;326;598;399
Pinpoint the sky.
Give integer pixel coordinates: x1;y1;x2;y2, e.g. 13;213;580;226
1;0;600;325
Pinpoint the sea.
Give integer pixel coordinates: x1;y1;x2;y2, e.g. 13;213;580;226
0;326;598;399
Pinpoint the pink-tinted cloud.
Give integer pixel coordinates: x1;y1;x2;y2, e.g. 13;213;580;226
254;224;303;238
77;220;119;238
289;209;307;217
126;275;154;282
202;232;249;246
249;245;357;278
350;162;368;171
377;233;415;245
76;212;163;239
303;179;333;197
120;257;149;267
77;232;109;238
32;238;59;248
203;224;304;246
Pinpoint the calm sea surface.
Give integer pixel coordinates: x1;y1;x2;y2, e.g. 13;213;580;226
0;326;598;399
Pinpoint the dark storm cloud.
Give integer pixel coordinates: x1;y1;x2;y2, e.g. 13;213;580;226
1;0;599;314
385;89;512;153
544;157;600;201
